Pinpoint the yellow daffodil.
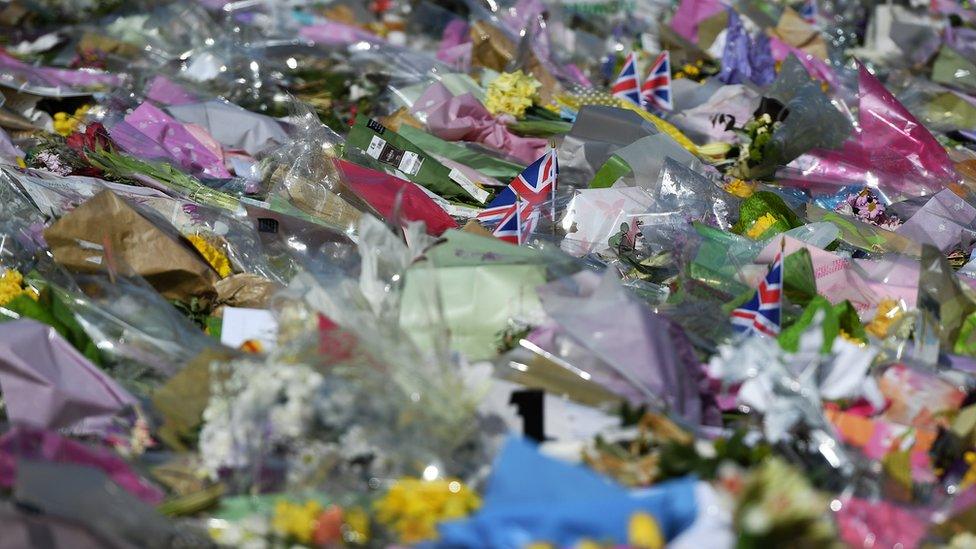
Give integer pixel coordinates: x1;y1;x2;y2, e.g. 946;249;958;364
484;70;541;119
374;477;481;544
272;499;322;545
344;506;371;543
745;212;779;240
52;104;91;136
0;268;38;307
187;234;232;278
724;178;757;198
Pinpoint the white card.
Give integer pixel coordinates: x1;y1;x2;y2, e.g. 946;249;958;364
220;307;278;351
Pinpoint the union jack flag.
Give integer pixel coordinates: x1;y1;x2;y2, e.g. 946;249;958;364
611;52;643;107
799;0;817;23
477;149;558;245
730;249;783;337
641;50;673;112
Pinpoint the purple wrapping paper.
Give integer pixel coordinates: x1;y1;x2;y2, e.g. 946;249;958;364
412;82;548;165
719;10;752;85
144;75;199;106
0;426;164;504
112;102;230;179
536;271;714;426
896;189;976;251
0;320;137;436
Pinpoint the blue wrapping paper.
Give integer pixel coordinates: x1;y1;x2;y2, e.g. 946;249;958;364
433;437;699;548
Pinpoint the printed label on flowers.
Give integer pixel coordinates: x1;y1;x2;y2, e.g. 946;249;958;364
366;135;424;176
449;168;490;203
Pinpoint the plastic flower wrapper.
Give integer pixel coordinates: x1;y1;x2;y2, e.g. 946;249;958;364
732;457;839;548
399;227;576;361
707;309;879;460
889;73;976;134
556;105;661;188
799;63;958;201
729;55;853;180
805;204;921;256
0;50;122;98
9;459;209;547
895;188;976;253
589;132;706;190
534;268;714;426
917;244;976;352
0;319;139;438
262;103;369;234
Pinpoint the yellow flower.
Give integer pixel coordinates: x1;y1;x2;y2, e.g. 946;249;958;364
344;506;371;543
374;477;481;544
0;268;38;307
628;512;664;549
837;329;865;346
865;299;903;339
961;452;976;490
724;178;757;198
15;157;26;168
484;70;541;119
187;234;232;278
745;212;779;240
52;104;91;136
272;499;322;544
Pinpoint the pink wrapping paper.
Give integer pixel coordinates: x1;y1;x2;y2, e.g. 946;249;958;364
0;50;121;90
411;82;548;165
0;426;164;505
756;236;881;318
803;64;957;199
116;102;230;179
670;0;725;44
837;497;927;549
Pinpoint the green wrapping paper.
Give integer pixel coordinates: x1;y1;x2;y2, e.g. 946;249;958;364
398;125;526;182
806;205;921;256
398;230;572;360
732;191;803;238
345;115;488;205
778;295;865;353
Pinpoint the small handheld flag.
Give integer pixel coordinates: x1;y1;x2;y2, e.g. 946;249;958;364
611;52;643;108
800;0;817;24
477;149;559;245
641;50;673;112
730;246;784;337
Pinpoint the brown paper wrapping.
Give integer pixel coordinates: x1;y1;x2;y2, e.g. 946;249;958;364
44;190;219;303
470;20;557;104
769;8;829;61
380;107;424;133
215;273;279;309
